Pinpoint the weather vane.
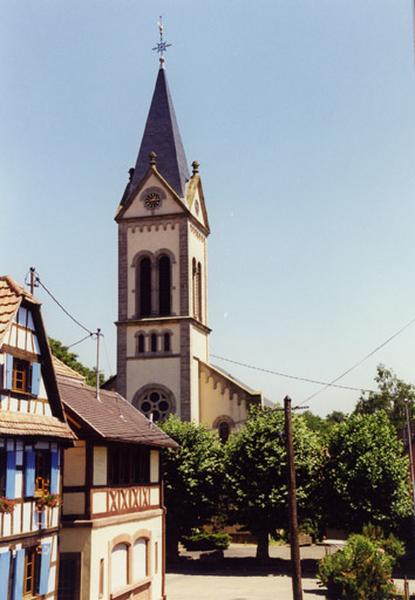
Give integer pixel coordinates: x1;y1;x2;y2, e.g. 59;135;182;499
152;16;172;67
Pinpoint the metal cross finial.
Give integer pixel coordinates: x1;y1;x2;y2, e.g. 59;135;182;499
152;16;172;67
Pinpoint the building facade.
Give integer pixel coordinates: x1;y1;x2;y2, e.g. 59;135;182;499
111;63;262;439
0;276;73;600
56;364;178;600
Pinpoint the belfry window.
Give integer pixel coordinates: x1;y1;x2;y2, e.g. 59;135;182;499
158;255;171;315
137;257;152;317
163;332;171;352
192;259;202;321
137;334;145;354
150;334;158;353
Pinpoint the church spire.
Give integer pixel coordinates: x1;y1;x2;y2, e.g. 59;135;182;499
128;23;190;199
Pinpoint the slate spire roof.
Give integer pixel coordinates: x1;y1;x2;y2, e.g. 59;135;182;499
129;67;190;199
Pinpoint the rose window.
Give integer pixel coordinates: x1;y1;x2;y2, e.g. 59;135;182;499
136;389;172;422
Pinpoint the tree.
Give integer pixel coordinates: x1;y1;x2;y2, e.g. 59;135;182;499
322;411;412;533
48;338;104;387
302;410;347;439
159;416;225;559
355;365;415;435
225;406;324;559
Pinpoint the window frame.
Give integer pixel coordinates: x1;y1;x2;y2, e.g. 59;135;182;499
12;358;32;395
23;546;40;599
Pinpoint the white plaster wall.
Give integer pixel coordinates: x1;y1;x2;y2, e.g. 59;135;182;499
150;451;159;483
88;512;164;600
93;446;108;485
123;173;185;219
126;323;180;356
63;442;86;486
188;222;208;324
126;222;181;319
126;355;181;414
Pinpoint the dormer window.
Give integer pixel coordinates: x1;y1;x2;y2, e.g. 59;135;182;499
12;358;32;394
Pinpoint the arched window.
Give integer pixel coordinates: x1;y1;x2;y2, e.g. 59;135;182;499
150;334;158;353
133;538;148;581
197;262;202;322
218;421;230;444
192;258;197;318
137;334;145;354
111;543;128;592
138;257;152;316
163;332;171;352
158;255;171;315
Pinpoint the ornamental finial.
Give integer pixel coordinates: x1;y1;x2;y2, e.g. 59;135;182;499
152;16;172;68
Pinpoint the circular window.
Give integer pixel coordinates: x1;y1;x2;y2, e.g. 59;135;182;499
134;387;174;422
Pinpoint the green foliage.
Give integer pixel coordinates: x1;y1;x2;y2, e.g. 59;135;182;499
302;410;347;439
355;365;415;434
225;406;324;553
318;534;399;600
361;524;405;563
159;416;226;543
49;337;104;387
182;531;230;551
323;411;412;533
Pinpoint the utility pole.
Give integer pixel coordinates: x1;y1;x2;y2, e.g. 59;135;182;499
284;395;303;600
404;399;415;512
95;328;101;401
29;267;37;296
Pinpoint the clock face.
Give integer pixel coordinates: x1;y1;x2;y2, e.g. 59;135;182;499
144;191;161;210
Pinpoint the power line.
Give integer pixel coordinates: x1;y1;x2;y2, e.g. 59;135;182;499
301;313;415;405
67;333;94;349
210;353;375;393
35;274;93;335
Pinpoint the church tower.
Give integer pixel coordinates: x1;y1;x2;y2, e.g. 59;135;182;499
114;60;211;423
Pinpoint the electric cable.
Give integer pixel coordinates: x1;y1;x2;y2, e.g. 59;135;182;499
35;274;93;335
300;313;415;405
210;353;375;393
67;333;94;349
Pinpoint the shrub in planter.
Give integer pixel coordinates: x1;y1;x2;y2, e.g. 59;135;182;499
182;531;230;551
0;497;15;514
35;491;60;512
318;534;398;600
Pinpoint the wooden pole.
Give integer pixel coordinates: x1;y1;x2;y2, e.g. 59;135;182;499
284;395;303;600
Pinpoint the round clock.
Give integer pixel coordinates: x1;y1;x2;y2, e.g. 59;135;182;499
144;191;161;210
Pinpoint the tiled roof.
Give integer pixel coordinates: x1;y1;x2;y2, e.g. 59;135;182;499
0;411;74;440
57;376;178;449
0;276;31;344
127;67;190;200
52;356;85;382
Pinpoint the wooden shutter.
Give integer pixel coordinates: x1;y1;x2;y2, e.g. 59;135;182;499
0;551;11;600
6;450;16;499
24;449;35;497
4;354;13;390
50;448;59;494
31;363;41;397
37;543;51;596
11;548;25;600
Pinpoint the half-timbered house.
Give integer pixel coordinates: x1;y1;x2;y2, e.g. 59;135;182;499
55;363;178;600
0;276;73;600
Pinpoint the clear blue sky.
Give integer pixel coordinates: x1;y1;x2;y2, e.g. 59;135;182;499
2;1;415;416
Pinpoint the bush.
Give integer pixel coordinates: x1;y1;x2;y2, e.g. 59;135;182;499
182;531;230;551
317;534;398;600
